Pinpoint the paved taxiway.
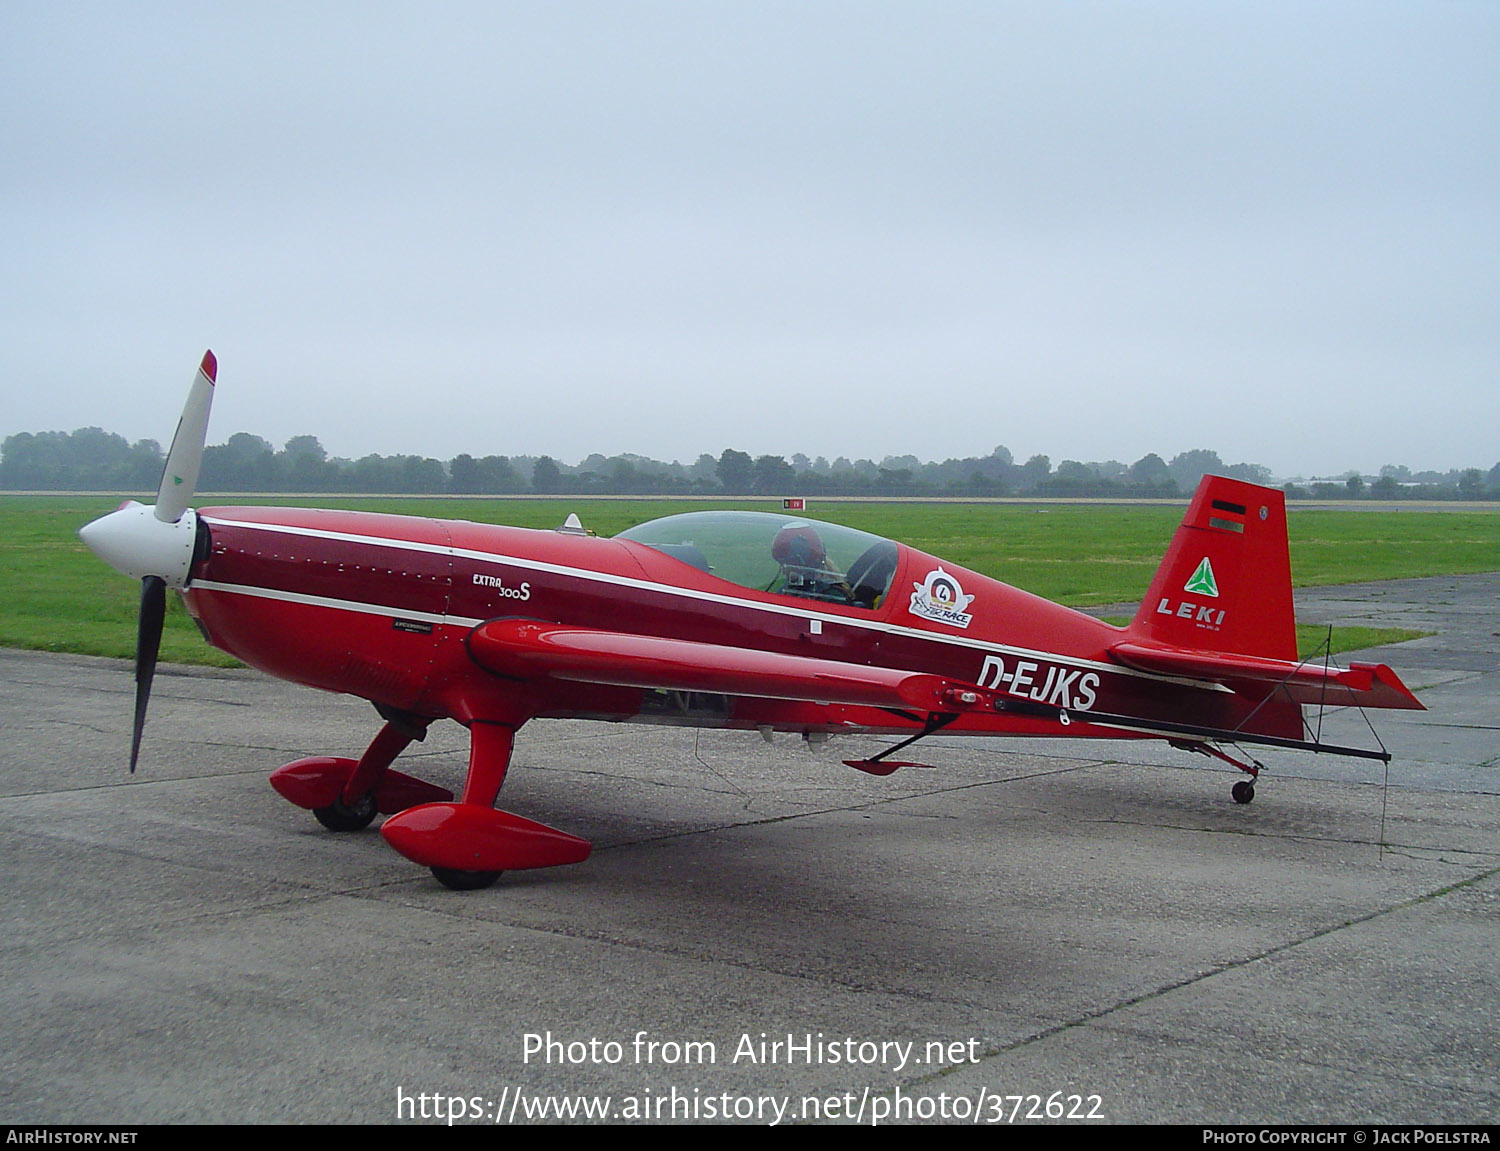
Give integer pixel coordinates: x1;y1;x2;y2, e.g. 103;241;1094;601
1;576;1496;1124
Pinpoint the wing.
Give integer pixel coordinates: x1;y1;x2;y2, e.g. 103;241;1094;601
466;619;989;713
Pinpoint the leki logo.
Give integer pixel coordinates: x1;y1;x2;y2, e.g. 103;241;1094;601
910;567;975;629
1184;557;1219;597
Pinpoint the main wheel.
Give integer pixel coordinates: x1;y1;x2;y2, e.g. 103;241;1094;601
1231;780;1256;805
313;791;378;831
431;867;502;891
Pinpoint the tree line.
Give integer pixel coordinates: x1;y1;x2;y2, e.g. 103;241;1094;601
3;426;1497;500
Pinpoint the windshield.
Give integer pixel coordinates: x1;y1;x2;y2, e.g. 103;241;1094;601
618;511;899;610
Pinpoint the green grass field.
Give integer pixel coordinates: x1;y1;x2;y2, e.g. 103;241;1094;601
5;495;1493;666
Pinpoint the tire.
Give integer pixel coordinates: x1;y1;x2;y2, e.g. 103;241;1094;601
431;867;502;891
313;791;378;831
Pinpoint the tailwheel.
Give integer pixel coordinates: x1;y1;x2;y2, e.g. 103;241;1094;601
431;867;503;891
1171;741;1262;807
314;791;377;831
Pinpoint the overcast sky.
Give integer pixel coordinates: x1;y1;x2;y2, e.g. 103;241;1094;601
3;2;1495;478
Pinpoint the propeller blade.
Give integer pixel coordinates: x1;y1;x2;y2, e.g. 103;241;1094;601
80;351;220;772
154;350;216;524
131;575;167;774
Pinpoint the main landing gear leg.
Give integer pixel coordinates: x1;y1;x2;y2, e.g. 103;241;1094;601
315;722;415;830
379;720;592;891
427;722;515;890
269;718;453;831
461;720;514;808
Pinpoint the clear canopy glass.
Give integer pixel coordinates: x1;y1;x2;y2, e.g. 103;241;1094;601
617;511;899;610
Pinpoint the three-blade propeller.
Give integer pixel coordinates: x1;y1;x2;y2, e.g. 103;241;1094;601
79;351;217;771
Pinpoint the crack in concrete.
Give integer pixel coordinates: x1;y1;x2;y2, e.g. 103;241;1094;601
903;861;1500;1089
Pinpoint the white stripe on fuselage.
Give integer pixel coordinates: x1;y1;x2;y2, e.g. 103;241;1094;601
188;578;474;629
196;515;1226;693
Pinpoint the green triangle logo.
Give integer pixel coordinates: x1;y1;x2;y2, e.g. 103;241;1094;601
1184;557;1219;597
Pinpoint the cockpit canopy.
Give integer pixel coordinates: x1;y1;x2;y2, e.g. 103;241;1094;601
617;511;899;610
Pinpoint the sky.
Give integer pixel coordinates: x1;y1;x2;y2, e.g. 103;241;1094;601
3;2;1496;479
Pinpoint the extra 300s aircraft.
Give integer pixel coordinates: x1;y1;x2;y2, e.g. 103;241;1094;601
80;353;1424;889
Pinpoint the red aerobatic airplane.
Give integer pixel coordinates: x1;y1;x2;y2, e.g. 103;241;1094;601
80;353;1424;889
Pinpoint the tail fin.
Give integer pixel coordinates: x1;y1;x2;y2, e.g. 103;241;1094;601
1128;475;1296;660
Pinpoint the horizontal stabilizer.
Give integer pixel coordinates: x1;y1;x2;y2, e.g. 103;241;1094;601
1110;640;1425;711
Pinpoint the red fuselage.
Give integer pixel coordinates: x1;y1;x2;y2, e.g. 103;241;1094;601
184;507;1297;743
